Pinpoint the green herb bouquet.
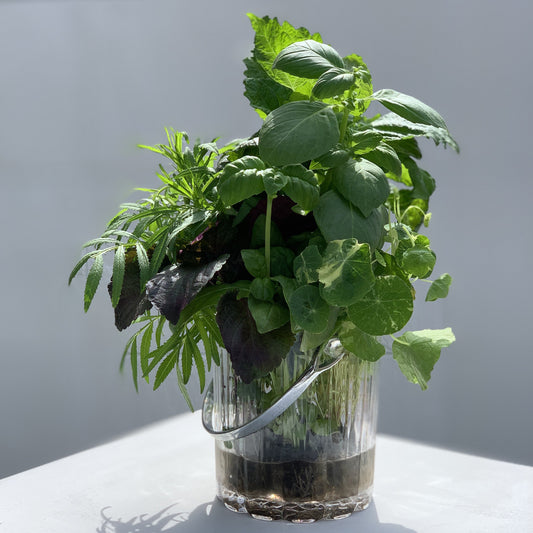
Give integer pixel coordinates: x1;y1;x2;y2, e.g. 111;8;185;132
70;14;458;408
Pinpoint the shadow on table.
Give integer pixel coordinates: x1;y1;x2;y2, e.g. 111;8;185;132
96;500;417;532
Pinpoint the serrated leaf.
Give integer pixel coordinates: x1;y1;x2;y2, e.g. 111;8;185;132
84;254;104;312
154;350;178;390
426;273;452;302
338;321;386;362
186;333;206;392
140;321;154;380
348;275;413;335
273;40;345;79
392;328;455;390
68;250;100;285
318;238;375;306
111;245;126;307
135;243;150;290
332;159;390;218
130;336;139;392
146;254;229;325
259;101;339;166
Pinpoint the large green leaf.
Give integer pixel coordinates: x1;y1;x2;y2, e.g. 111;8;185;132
317;239;375;306
247;295;290;334
392;328;455;390
314;190;388;249
362;143;403;178
279;164;319;211
258;101;339;166
348;275;413;335
218;156;266;206
312;67;355;98
332;159;390;217
371;113;459;152
372;89;448;129
288;285;330;333
273;40;345;79
338;321;386;362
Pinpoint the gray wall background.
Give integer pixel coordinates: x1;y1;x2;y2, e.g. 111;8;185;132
1;0;532;479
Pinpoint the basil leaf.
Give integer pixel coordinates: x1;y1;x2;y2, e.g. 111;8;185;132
273;40;345;79
372;89;448;129
218;156;266;206
259;101;339;166
248;295;290;334
279;164;319;211
312;67;355;98
332;159;390;218
314;190;388;249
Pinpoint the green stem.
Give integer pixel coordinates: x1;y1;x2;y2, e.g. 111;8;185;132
265;194;274;278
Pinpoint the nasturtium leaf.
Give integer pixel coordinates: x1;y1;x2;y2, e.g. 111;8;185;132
348;275;414;335
289;285;330;333
279;164;319;211
247;295;290;334
392;328;455;390
269;247;296;277
425;273;452;302
272;275;299;304
372;89;448;130
294;245;322;284
317;239;375;306
216;291;295;383
250;277;276;301
301;306;339;351
258;101;339;166
314;190;388;249
398;244;436;279
312;67;355;98
218;156;266;206
338;321;386;362
241;249;268;278
332;159;390;217
273;40;345;79
362;143;403;178
145;254;229;325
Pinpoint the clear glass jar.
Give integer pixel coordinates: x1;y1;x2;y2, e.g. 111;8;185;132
205;337;379;522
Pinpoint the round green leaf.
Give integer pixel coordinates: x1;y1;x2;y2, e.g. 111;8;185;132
258;101;339;166
289;285;330;333
348;275;413;335
338;321;386;362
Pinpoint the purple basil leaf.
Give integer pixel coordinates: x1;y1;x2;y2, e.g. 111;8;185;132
146;255;229;325
108;263;152;331
216;292;295;383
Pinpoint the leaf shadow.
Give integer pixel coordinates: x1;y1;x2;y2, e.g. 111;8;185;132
96;499;418;533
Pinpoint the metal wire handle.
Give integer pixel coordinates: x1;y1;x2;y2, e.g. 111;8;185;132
201;347;346;441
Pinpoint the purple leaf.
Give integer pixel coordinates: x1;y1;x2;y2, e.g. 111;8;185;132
216;292;295;383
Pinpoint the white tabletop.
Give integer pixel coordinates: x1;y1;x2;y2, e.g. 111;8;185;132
1;411;532;532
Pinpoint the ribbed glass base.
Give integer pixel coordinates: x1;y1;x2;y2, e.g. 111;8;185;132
218;484;372;522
